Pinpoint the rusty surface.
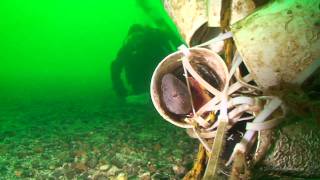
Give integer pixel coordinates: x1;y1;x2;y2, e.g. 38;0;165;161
183;144;207;180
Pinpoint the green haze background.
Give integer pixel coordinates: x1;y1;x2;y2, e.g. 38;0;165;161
0;0;180;105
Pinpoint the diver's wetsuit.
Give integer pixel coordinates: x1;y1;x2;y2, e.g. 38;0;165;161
111;24;182;97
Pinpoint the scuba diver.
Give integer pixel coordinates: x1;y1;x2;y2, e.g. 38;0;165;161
111;1;183;100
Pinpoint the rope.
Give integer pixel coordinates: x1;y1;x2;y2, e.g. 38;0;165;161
174;45;285;174
170;40;285;177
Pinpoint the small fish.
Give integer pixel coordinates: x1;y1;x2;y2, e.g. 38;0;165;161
161;73;192;115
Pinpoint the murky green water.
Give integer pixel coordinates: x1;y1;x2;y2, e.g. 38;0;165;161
0;0;182;104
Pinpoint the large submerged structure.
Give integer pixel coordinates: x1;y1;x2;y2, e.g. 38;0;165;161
151;0;320;179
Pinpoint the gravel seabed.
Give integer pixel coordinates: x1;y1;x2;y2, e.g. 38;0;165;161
0;101;198;179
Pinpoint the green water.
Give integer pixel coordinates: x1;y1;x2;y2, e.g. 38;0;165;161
0;1;195;179
0;0;181;104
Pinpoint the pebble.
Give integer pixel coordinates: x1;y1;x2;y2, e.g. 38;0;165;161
49;165;55;170
21;169;34;178
172;165;186;176
116;172;128;180
87;157;98;169
106;166;120;176
99;164;110;171
151;173;170;179
93;173;108;180
138;172;151;180
52;167;65;178
0;104;197;179
73;162;87;173
78;172;90;180
65;168;76;179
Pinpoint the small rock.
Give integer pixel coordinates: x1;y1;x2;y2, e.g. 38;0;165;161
172;165;186;176
33;146;44;153
99;164;110;171
93;173;108;180
106;166;120;176
153;143;161;151
151;173;170;180
111;156;123;168
78;172;90;180
116;172;128;180
147;163;157;173
19;169;34;178
31;160;41;169
87;157;98;169
73;162;87;173
49;165;55;170
52;167;65;178
65;168;76;179
15;170;22;177
41;153;51;160
123;165;139;177
138;172;151;180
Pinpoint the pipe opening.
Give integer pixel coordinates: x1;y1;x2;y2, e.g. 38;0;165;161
189;23;221;47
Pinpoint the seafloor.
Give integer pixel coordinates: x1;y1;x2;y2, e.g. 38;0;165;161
0;100;198;179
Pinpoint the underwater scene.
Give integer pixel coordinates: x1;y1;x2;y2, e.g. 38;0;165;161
0;0;198;179
1;0;320;179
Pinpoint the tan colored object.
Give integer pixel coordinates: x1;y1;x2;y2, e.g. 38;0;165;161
230;0;256;26
162;0;255;46
183;144;207;180
150;48;228;128
231;0;320;89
